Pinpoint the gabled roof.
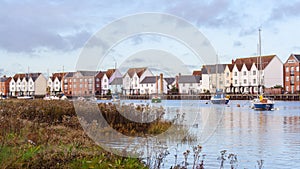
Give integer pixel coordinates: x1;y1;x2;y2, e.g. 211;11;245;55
13;73;41;82
140;76;157;84
110;77;123;85
78;71;98;77
51;72;66;81
192;70;202;76
201;64;227;74
164;77;175;85
95;71;106;79
226;64;234;72
234;64;243;71
106;69;116;78
178;75;201;83
126;67;147;78
0;76;11;83
234;55;276;70
292;54;300;62
64;72;76;78
245;63;252;71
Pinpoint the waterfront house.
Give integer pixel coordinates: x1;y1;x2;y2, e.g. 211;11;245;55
233;55;283;94
122;67;153;95
109;77;123;94
63;71;97;97
178;75;202;94
224;64;234;93
283;54;300;93
9;73;47;96
0;76;11;97
47;73;66;95
201;64;226;93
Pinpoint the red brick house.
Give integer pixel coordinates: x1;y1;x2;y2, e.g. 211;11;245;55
283;54;300;93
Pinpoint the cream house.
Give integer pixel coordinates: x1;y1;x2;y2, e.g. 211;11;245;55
122;67;153;95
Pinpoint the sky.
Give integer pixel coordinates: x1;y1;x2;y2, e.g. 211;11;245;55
1;0;300;76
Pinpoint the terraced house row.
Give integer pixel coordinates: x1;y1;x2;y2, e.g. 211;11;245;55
0;53;300;97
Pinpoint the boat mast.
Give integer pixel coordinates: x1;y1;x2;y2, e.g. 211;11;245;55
258;28;262;95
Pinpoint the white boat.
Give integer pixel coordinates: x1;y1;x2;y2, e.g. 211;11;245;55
211;89;229;104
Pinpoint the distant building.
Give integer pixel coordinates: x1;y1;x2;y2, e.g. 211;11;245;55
109;77;123;94
283;54;300;93
178;75;202;94
0;76;11;97
9;73;47;96
47;72;66;95
233;55;283;94
122;67;153;95
201;64;226;93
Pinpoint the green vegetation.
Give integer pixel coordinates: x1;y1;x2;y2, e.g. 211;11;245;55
0;100;150;168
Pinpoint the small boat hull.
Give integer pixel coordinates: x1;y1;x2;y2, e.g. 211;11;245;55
151;97;161;103
211;98;229;105
253;103;274;110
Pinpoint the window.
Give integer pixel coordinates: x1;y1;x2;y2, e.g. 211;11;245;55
234;72;237;76
104;85;107;88
297;85;300;91
243;71;247;76
286;86;289;92
253;79;256;84
73;79;76;82
64;79;67;83
253;70;256;75
88;78;92;83
291;66;295;75
286;77;289;82
226;80;229;84
96;84;100;88
234;80;237;85
96;78;100;82
55;82;58;85
80;79;83;82
49;82;52;85
183;83;185;87
80;84;83;88
104;79;107;82
226;72;229;77
190;83;192;86
296;66;299;72
285;67;289;72
297;76;299;82
73;84;76;88
244;79;247;84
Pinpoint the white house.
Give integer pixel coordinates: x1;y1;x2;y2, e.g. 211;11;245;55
201;64;226;93
109;77;123;94
224;64;234;93
122;67;153;95
47;73;66;95
178;75;202;94
9;73;47;96
233;55;283;93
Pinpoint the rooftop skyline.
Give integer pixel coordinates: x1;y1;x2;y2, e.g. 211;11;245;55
1;0;300;76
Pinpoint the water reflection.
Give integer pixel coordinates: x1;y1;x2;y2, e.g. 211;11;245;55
94;100;300;168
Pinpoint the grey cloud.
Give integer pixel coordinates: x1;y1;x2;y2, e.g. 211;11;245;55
268;1;300;22
233;41;242;47
165;0;238;27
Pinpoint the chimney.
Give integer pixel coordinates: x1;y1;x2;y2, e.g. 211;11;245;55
160;73;163;94
175;74;179;89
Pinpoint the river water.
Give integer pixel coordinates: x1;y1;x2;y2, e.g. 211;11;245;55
97;100;300;168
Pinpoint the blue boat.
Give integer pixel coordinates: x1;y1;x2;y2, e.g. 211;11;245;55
210;89;230;104
252;96;274;111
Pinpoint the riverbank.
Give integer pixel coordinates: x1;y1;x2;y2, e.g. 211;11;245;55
0;100;162;168
119;93;300;101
